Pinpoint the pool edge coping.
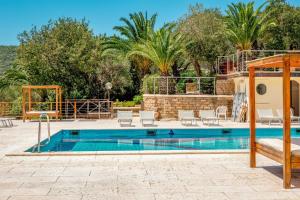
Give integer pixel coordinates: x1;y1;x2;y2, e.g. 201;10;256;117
6;149;249;156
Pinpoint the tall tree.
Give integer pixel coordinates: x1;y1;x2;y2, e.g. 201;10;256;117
262;0;300;50
225;1;275;50
4;18;132;99
177;4;232;75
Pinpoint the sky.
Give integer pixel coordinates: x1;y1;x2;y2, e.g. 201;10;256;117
0;0;300;45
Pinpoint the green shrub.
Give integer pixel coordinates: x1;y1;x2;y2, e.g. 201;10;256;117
10;97;22;116
114;100;136;107
133;95;143;104
176;70;197;94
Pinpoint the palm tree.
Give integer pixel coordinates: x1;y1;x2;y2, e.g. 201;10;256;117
105;12;157;75
128;25;186;76
128;25;186;94
114;12;157;43
225;1;275;50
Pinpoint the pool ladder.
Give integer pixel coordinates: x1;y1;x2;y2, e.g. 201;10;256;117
33;113;51;153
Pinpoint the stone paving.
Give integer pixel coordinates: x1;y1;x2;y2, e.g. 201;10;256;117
0;119;300;199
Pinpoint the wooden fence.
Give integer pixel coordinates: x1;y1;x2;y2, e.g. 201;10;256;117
0;99;114;119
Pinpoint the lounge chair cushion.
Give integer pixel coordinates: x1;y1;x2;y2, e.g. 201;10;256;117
256;138;300;157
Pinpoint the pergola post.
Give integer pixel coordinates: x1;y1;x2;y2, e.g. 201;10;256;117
28;88;32;112
249;67;256;168
283;56;291;189
55;87;58;120
22;88;26;122
59;88;62;119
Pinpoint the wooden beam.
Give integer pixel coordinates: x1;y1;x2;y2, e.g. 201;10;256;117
249;67;256;168
28;88;32;112
247;53;300;68
22;85;61;89
248;61;284;69
289;54;300;67
55;87;58;120
59;88;62;118
22;88;26;122
282;56;292;189
247;54;285;68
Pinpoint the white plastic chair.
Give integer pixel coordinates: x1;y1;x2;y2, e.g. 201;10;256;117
216;106;228;120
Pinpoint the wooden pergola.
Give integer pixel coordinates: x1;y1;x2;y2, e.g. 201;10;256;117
247;54;300;189
22;85;62;121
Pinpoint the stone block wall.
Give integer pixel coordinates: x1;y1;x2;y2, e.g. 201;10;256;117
216;78;235;95
143;94;233;119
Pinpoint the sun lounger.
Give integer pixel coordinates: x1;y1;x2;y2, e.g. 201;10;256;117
257;109;281;126
178;110;197;126
216;106;228;120
117;111;133;126
199;110;219;125
276;109;300;123
140;111;155;126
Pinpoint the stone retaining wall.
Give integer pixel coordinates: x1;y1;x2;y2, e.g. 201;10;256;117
216;78;235;95
143;94;233;119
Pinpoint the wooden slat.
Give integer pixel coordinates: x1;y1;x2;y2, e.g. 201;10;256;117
256;146;283;164
247;54;285;68
248;61;284;68
249;67;256;168
291;155;300;163
288;54;300;67
291;162;300;169
22;85;61;89
283;56;292;189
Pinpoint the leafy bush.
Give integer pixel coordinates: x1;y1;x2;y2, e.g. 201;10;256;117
133;95;143;104
114;100;136;107
175;70;197;94
10;97;22;116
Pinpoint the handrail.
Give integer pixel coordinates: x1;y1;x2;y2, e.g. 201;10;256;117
216;50;300;74
36;113;51;153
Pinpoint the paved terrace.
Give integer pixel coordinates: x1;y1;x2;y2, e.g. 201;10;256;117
0;119;300;200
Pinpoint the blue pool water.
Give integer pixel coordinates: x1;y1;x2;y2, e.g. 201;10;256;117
27;128;300;152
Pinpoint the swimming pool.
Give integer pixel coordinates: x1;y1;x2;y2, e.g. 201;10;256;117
27;128;300;152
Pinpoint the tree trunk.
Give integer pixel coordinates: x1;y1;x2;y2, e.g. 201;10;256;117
158;76;176;95
193;60;201;77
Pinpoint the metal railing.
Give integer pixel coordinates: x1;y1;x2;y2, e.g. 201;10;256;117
64;99;112;119
144;76;216;95
216;50;300;75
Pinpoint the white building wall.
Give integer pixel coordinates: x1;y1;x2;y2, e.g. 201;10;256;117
232;76;300;119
